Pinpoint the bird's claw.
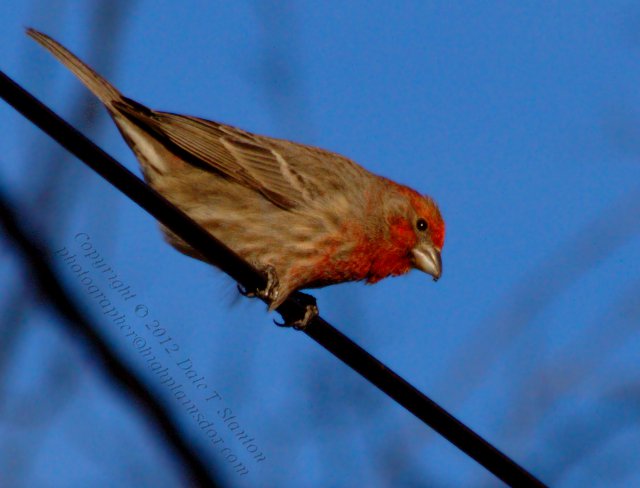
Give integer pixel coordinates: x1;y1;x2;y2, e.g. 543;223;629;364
237;265;279;302
273;292;319;331
238;268;318;330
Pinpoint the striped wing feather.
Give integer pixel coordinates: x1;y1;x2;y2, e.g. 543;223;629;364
115;100;332;209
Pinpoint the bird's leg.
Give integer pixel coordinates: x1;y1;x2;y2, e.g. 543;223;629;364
238;266;318;330
273;292;319;331
237;265;279;302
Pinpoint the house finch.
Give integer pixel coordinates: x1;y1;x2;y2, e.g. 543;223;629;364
28;28;445;328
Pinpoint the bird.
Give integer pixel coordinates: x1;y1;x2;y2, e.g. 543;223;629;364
27;28;445;329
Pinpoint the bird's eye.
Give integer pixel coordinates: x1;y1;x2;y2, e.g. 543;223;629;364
416;218;428;232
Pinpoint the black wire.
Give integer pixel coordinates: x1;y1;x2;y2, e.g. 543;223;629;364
0;70;547;488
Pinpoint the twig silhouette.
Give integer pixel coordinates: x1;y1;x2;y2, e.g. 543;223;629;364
0;186;222;487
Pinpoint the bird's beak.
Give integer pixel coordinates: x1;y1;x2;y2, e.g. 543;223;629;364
411;245;442;281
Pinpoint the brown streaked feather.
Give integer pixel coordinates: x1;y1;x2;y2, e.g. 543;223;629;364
112;101;322;208
111;99;371;210
27;29;122;105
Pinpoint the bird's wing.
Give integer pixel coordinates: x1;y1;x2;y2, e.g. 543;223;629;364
114;99;361;209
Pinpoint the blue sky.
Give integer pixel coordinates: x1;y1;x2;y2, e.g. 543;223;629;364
1;1;640;486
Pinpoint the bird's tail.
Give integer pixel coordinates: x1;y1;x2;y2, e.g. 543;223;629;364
27;28;122;107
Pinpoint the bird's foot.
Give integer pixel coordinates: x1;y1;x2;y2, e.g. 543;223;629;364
238;267;318;330
237;265;280;303
274;292;318;331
